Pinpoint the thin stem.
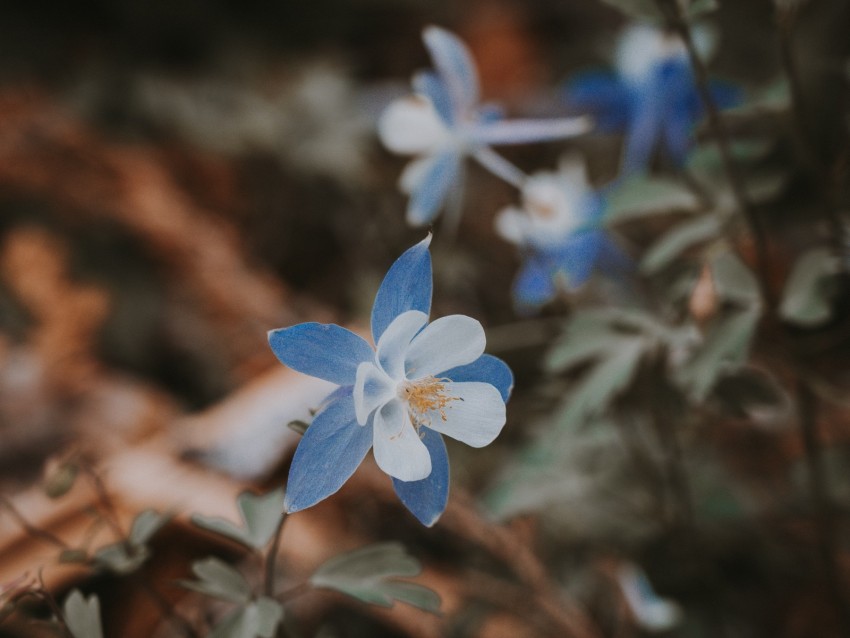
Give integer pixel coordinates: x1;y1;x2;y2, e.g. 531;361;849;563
264;512;288;598
776;7;848;269
137;576;201;638
795;380;850;633
80;464;125;540
657;0;776;310
0;497;69;550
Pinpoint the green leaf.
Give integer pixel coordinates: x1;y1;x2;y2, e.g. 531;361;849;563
93;542;149;575
287;420;310;435
180;557;252;604
44;462;79;499
310;543;441;613
677;308;761;400
686;141;773;181
686;0;719;18
209;598;283;638
640;215;722;274
193;489;284;550
596;0;663;20
63;590;103;638
779;247;840;326
546;326;623;373
605;176;700;224
129;509;170;547
727;78;789;115
711;252;761;305
555;338;645;432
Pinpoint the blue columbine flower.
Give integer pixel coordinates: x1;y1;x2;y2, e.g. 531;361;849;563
378;26;590;227
564;25;740;173
268;236;513;526
495;158;630;312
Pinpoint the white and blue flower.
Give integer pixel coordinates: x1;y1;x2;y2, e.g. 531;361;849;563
564;25;740;173
268;237;513;526
495;158;630;311
379;26;590;227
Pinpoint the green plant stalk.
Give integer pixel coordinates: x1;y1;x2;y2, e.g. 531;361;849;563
264;511;288;597
776;7;848;271
655;0;850;630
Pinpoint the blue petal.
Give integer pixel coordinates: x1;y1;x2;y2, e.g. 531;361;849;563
284;388;374;513
371;236;433;344
595;235;634;279
392;429;449;526
621;94;663;174
422;26;479;115
513;255;556;312
406;151;462;226
661;107;694;167
412;71;454;125
563;70;632;131
442;354;514;402
268;323;374;386
552;230;605;289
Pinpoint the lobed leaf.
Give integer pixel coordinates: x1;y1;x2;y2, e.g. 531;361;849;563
779;247;839;326
63;590;103;638
310;543;441;613
180;557;252;604
193;489;284;550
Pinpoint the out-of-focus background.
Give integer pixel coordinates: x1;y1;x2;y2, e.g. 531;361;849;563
2;0;850;636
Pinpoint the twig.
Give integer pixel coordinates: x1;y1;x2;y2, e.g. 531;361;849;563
136;575;201;638
0;497;69;550
775;6;848;267
442;493;602;638
264;512;288;598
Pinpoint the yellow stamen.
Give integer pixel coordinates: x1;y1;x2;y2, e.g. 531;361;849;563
399;376;460;429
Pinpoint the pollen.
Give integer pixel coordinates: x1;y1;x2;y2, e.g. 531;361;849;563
398;376;460;428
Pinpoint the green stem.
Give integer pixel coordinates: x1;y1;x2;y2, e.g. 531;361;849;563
264;512;288;598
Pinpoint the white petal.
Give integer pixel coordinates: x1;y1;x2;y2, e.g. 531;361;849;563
615;25;687;83
424;382;505;447
373;399;432;481
353;361;394;425
405;315;485;379
378;97;451;155
376;310;428;380
399;156;432;195
494;207;529;245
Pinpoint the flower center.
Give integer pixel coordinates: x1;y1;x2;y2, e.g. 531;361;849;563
398;376;459;429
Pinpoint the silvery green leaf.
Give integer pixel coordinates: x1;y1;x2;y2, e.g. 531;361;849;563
605;176;700;225
93;542;149;575
128;510;170;547
686;141;773;181
209;598;283;638
686;0;719;18
63;590;103;638
780;247;840;326
711;252;760;305
180;557;252;604
677;308;760;400
193;489;284;550
727;78;789;115
310;543;441;613
554;337;646;432
546;327;624;373
640;215;722;274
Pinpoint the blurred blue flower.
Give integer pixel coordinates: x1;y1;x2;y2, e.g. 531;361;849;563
564;25;740;173
495;158;631;312
268;236;513;526
379;26;590;227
